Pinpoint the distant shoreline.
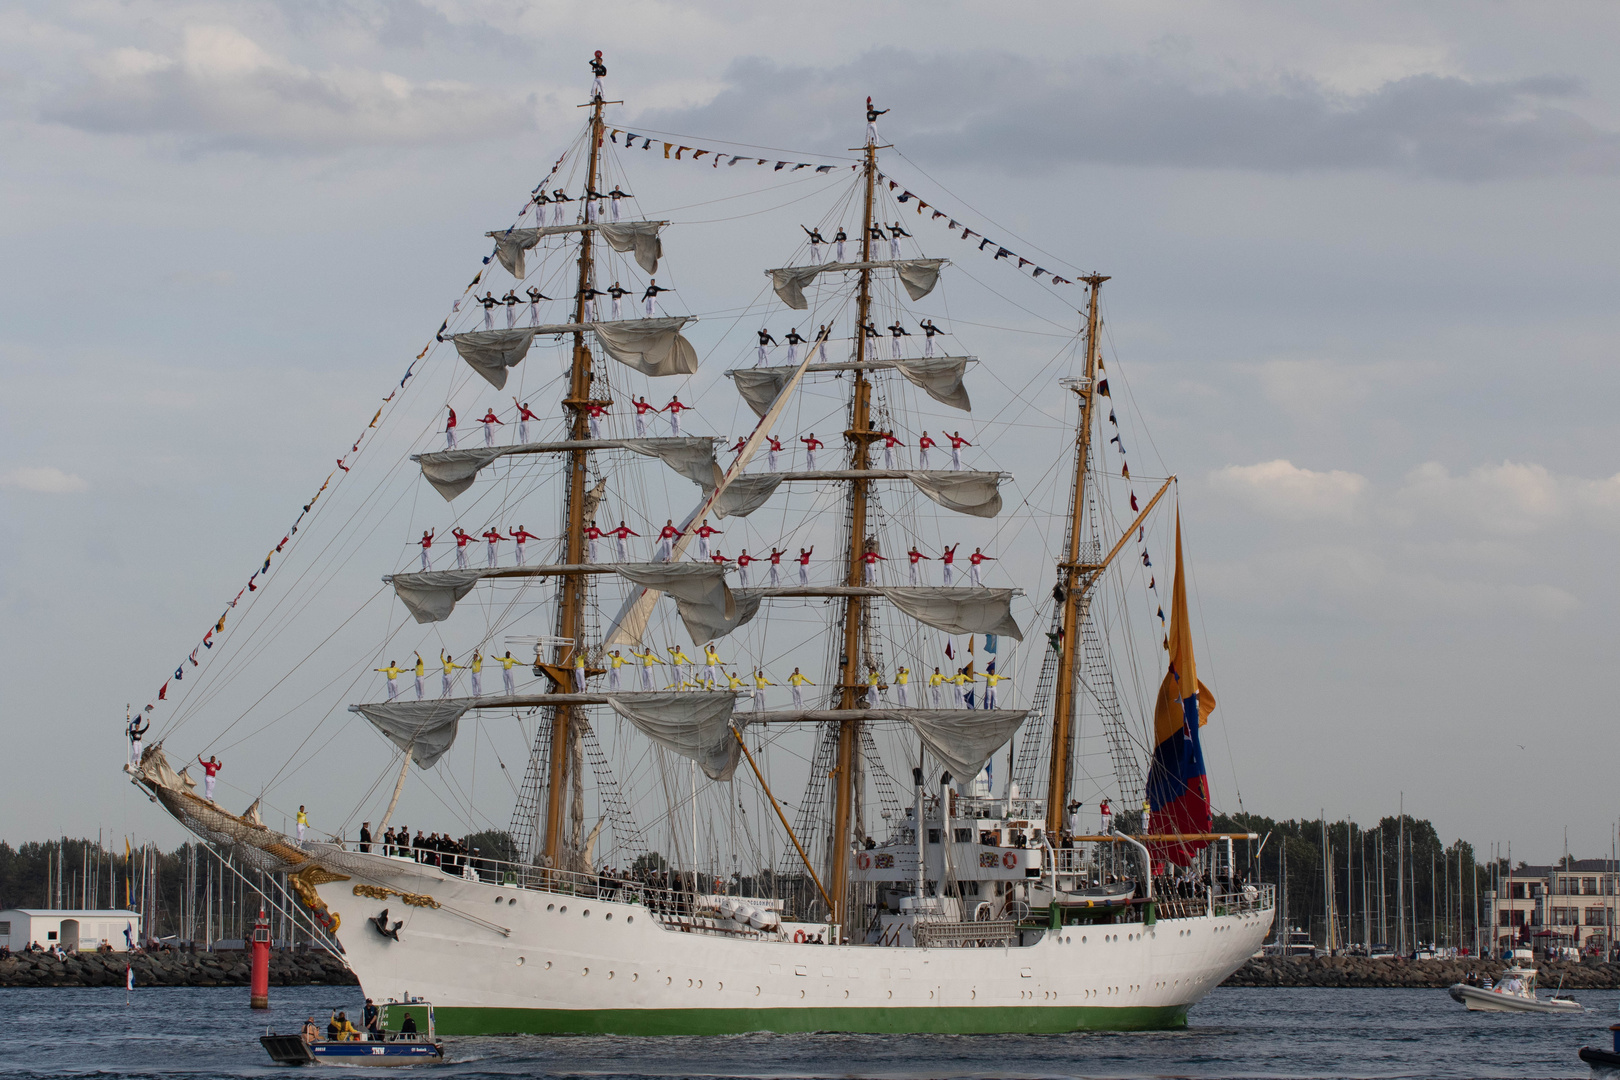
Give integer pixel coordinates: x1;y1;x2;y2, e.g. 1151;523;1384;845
0;948;356;988
1222;955;1620;989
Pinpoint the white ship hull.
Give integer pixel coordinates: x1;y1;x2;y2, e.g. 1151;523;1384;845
317;853;1272;1035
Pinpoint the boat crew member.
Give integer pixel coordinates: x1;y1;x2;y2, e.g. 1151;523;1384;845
861;547;886;584
444;407;457;449
451;527;475;568
816;323;831;362
881;431;902;470
642;279;672;316
375;661;404;701
498;651;519;696
948;430;971;470
753;669;774;711
302;1017;320;1045
703;642;724;684
481;527;503;567
767;435;783;471
477;291;499;330
906;545;930;585
127;715;149;766
363;999;380;1035
969;546;993;586
664;395;691;436
757;328;777;365
609;520;638;561
655;519;679;562
865;97;888;144
800;433;823;470
788;667;814;709
631;395;655;436
359;822;372;853
767;547;784;585
694;519;722;559
668;643;695;681
888;221;911;260
525;288;550;327
469;651;483;697
894;666;910;707
982;667;1008;708
439;651;462;696
509;524;538;565
501;289;521;329
587;401;608;439
920;318;940;357
630;647;665;690
735;549;756;586
297;805;309;842
589;50;606;101
833;227;848;261
577;285;603;323
607;185;629;222
513;399;539;443
888;321;910;358
797;546;813;585
585;523;605;563
801;225;826;263
573;652;587;691
928;667;945;707
608;650;625;690
607;281;630;319
864;668;882;707
399;1012;418;1036
479;408;504;447
413;653;426;699
784;327;805;364
948;669;974;707
197;755;222;801
917;431;936;469
550;189;572;226
940;543;958;585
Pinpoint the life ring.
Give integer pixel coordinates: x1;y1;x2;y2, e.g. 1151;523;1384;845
793;929;806;943
856;852;871;870
1002;851;1018;869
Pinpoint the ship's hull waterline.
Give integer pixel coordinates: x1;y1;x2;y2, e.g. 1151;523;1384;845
321;855;1272;1036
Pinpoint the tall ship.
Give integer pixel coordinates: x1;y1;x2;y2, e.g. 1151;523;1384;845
127;58;1273;1034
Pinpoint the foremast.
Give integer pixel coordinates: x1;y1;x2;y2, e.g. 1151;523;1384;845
543;91;609;869
827;137;882;932
1043;275;1109;838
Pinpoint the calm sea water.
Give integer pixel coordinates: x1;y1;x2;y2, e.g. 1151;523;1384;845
1;984;1613;1079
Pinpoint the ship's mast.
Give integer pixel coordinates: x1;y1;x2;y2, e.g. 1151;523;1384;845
1043;274;1109;838
827;135;881;930
542;92;608;869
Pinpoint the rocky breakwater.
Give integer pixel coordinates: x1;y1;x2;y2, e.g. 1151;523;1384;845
0;949;358;988
1222;955;1620;989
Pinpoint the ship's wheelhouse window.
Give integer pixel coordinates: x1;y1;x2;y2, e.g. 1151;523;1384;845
981;830;1002;846
927;829;940;844
954;828;973;843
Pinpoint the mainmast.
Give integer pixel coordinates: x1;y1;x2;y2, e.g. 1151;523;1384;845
542;90;609;869
826;133;881;930
1043;274;1109;838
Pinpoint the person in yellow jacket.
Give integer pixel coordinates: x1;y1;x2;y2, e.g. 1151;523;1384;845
667;644;694;681
333;1011;359;1041
375;660;404;701
703;642;724;684
413;653;426;699
948;668;976;707
296;805;309;842
573;652;587;691
983;669;1010;708
439;651;462;697
630;648;665;690
469;651;484;697
788;667;814;709
497;650;520;696
724;671;747;692
928;667;946;707
894;665;911;707
864;668;883;707
608;649;626;691
752;669;774;712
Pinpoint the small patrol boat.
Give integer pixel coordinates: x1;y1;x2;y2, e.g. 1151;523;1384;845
260;1004;445;1066
1448;952;1582;1014
1577;1024;1620;1070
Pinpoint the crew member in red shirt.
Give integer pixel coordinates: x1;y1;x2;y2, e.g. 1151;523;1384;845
906;546;931;586
418;528;435;571
664;396;692;436
479;409;504;448
694;519;723;560
451;527;475;569
796;546;814;586
948;431;972;470
800;434;824;470
861;548;886;584
941;543;959;585
481;527;504;568
509;525;538;565
445;407;458;450
735;550;757;586
969;546;994;586
512;399;539;443
655;520;680;562
608;521;639;561
584;523;605;563
917;431;937;469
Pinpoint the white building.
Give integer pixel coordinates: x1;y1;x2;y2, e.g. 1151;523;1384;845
0;909;143;952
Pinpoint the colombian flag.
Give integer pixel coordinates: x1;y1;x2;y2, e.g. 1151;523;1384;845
1145;509;1215;865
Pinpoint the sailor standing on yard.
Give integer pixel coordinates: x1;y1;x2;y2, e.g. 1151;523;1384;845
768;547;784;585
127;714;150;766
801;226;826;263
889;221;910;260
451;527;475;569
501;289;521;329
296;805;308;842
479;408;504;447
608;650;625;690
969;547;993;586
375;661;404;701
735;549;757;586
498;651;519;696
525;288;550;328
667;643;695;682
753;669;773;711
607;281;630;319
861;548;886;584
589;50;606;100
928;667;945;707
444;407;457;449
585;523;604;563
469;651;483;697
439;651;462;696
664;395;691;436
703;643;724;685
587;402;608;439
788;668;814;709
197;755;222;801
413;653;426;699
630;647;665;690
834;227;848;262
906;545;931;585
800;433;823;470
610;520;639;561
941;543;958;585
509;525;538;565
882;431;902;470
894;666;910;707
917;431;936;469
481;527;503;568
757;328;777;365
982;668;1008;708
633;395;655;435
888;321;910;358
784;327;805;363
513;398;539;443
694;519;722;559
642;279;672;316
654;519;679;562
920;318;940;356
948;431;971;470
607;186;629;222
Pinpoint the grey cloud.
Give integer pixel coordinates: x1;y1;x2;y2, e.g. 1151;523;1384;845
40;27;532;155
639;51;1620;180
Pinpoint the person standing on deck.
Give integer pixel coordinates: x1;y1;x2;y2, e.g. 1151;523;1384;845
296;805;308;842
587;402;608;440
375;661;404;701
509;525;537;565
788;668;814;709
197;755;222;801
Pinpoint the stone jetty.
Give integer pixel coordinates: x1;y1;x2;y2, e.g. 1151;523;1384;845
0;949;357;988
1222;955;1620;989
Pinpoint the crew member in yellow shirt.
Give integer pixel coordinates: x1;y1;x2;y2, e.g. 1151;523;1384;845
983;669;1010;709
608;649;626;691
375;660;404;701
788;667;814;709
630;648;665;691
894;665;910;707
497;650;519;696
470;651;484;697
928;667;946;707
752;669;774;712
439;651;462;697
413;653;426;699
703;642;724;684
667;644;694;681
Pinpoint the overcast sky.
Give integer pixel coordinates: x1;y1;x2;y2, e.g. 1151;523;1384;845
4;1;1619;865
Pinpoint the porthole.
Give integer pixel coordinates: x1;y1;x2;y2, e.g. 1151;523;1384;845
755;986;761;996
583;909;590;917
626;916;634;924
605;913;613;921
697;979;703;988
608;971;615;979
517;956;525;966
544;961;552;970
582;967;590;976
559;905;567;914
717;982;722;990
507;898;516;906
493;895;503;904
546;903;555;912
800;990;805;999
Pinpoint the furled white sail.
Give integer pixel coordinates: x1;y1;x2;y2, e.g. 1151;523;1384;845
768;259;946;310
731;357;972;417
388;570;484;624
453;329;537;390
415;437;715;501
353;699;469;768
592;317;699;378
614;563;735;645
881;587;1024;640
703;474;783;518
906;471;1003;517
901;709;1028;779
489;220;666;278
625;437;721;487
605;692;745;781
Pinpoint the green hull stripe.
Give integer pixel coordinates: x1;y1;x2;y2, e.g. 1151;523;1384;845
414;1003;1189;1036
